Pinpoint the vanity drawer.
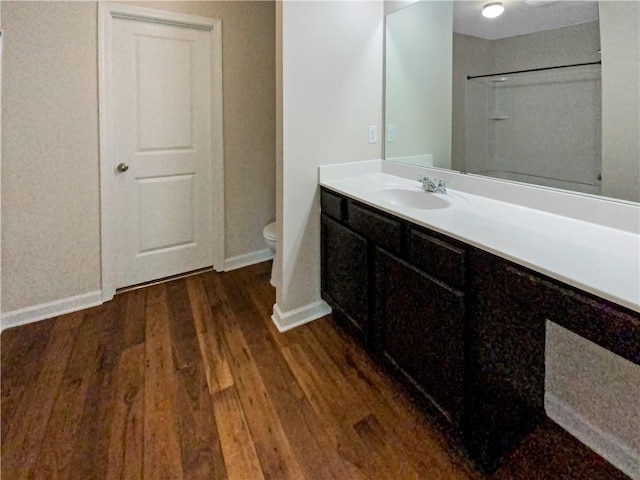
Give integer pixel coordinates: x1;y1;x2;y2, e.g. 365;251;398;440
321;189;345;222
348;201;402;253
480;255;640;365
557;291;640;366
408;228;466;288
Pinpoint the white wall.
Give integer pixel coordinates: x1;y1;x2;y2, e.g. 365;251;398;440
276;1;383;320
1;1;276;318
385;1;452;168
384;0;418;16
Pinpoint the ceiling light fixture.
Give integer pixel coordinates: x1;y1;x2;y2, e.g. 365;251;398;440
482;2;505;18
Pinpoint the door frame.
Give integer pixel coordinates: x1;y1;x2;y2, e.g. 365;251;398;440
98;2;225;302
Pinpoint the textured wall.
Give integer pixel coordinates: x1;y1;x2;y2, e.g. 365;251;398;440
1;1;276;313
2;2;101;312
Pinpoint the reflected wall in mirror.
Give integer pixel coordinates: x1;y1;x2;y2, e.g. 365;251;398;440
384;0;640;203
385;1;453;169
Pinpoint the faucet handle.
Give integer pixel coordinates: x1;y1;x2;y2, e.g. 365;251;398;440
418;176;438;192
436;178;450;193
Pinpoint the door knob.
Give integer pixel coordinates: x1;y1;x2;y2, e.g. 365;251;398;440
117;163;129;173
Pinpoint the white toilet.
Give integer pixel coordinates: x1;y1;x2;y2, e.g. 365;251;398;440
262;222;277;286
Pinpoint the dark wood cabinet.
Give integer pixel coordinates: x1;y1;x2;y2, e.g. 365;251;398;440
321;189;467;426
374;248;465;426
320;187;640;473
408;227;466;289
348;202;403;254
321;214;369;339
464;249;547;471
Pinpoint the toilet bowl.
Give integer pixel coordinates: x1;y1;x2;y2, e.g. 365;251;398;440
263;222;277;286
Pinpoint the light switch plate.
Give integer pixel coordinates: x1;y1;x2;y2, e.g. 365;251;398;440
387;125;396;143
368;125;377;144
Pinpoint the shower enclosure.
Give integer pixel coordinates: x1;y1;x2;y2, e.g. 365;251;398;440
464;62;602;195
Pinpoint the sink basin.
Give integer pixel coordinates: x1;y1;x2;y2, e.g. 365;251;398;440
375;187;450;210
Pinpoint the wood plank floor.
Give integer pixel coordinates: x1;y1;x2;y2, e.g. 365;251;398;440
1;262;629;479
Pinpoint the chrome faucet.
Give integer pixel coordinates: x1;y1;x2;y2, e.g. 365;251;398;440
418;176;448;193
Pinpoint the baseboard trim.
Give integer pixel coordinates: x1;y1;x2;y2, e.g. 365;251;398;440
224;249;273;272
545;392;640;480
1;290;103;332
271;300;332;332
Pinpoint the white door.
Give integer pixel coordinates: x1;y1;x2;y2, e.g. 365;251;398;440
112;18;213;288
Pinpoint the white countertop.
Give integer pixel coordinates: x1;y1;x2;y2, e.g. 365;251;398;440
320;170;640;313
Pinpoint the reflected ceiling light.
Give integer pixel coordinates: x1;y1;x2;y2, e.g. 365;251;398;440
482;2;505;18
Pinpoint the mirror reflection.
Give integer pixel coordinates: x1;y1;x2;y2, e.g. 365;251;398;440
385;1;453;169
384;0;640;203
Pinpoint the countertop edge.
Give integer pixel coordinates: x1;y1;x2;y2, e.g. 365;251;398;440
320;179;640;314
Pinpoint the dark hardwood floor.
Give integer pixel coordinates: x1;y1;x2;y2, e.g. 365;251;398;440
1;262;629;479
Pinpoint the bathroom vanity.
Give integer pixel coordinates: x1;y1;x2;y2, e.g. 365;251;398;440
319;162;640;472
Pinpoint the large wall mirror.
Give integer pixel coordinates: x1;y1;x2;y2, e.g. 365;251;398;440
384;0;640;203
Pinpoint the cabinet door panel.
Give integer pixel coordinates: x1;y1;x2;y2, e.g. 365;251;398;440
348;202;403;253
375;248;465;425
321;215;369;335
408;228;466;288
321;189;345;222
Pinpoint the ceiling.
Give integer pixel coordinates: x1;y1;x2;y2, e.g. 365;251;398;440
453;0;599;40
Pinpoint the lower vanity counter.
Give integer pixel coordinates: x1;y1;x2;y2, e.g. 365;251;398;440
318;169;640;473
